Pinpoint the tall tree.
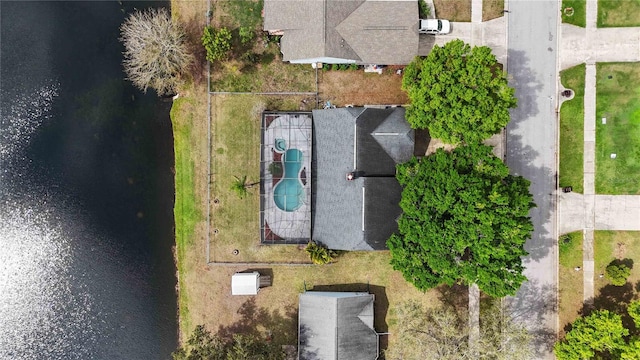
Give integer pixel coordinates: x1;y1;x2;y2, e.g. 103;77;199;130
385;301;470;360
402;39;516;144
555;310;629;360
555;300;640;360
385;300;532;360
387;144;534;297
120;8;193;96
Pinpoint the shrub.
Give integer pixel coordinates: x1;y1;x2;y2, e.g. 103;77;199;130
349;63;359;70
119;8;193;96
305;241;335;265
605;262;631;286
202;26;232;62
239;26;255;45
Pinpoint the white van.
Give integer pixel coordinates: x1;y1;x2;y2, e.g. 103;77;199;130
419;19;451;35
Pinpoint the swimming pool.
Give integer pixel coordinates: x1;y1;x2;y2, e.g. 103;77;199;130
274;149;304;212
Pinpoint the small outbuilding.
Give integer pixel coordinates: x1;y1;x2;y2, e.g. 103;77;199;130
231;272;271;295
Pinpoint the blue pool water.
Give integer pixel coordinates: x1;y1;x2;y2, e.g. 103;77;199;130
274;149;304;212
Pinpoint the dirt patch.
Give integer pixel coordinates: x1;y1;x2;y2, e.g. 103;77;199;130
483;0;505;22
318;68;408;106
425;138;456;156
433;0;472;22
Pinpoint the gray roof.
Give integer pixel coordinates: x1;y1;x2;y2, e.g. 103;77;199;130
298;292;378;360
311;107;413;250
263;0;419;64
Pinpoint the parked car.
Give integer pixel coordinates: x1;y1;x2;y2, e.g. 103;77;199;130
419;19;451;35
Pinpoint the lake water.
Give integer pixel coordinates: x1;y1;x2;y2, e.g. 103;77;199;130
0;1;178;358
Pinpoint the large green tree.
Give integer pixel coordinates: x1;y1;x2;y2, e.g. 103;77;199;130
402;39;516;144
387;144;534;297
555;301;640;360
554;310;628;360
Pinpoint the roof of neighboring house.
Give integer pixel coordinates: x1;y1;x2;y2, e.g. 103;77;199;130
311;107;413;250
298;292;378;360
263;0;419;64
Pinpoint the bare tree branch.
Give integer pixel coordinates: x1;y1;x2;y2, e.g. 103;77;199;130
120;8;193;96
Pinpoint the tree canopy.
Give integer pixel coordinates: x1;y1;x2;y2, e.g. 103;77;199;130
172;325;284;360
387;144;534;297
120;8;193;96
555;300;640;360
402;39;516;144
554;310;629;360
385;300;531;360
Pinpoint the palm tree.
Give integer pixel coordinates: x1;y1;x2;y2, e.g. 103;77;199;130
305;241;335;265
230;175;259;199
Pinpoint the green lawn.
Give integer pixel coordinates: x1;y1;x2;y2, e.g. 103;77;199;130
561;0;586;27
598;0;640;27
559;64;585;193
210;94;316;263
559;231;583;333
594;231;640;303
595;63;640;194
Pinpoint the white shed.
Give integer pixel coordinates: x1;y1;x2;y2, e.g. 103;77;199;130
231;272;260;295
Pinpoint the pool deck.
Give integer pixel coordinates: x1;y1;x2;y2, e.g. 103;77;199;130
261;113;312;242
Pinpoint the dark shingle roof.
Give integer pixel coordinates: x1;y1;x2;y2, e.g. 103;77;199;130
263;0;419;64
311;108;413;250
299;292;378;360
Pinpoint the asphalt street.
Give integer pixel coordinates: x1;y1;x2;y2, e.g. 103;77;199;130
504;1;559;359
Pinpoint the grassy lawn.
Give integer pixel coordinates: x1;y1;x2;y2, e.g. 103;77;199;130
482;0;504;22
598;0;640;27
593;231;640;318
208;0;316;92
558;232;583;334
318;68;407;106
210;94;315;263
561;0;586;27
433;0;471;22
559;64;585;193
595;63;640;195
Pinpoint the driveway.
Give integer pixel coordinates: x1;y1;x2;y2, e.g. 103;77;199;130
560;25;640;69
504;1;559;359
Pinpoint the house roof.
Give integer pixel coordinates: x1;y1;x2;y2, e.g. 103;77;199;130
263;0;419;64
311;107;413;250
298;292;378;360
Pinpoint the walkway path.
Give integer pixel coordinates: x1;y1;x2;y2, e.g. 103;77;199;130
558;0;640;306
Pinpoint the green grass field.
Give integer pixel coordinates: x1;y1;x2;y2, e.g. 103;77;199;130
598;0;640;27
561;0;586;27
595;63;640;194
559;64;586;193
558;231;583;333
594;232;640;304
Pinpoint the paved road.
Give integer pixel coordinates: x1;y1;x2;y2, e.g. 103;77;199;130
504;1;559;358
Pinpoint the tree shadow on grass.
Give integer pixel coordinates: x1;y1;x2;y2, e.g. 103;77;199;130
576;282;638;333
436;283;469;314
217;298;298;346
182;13;208;87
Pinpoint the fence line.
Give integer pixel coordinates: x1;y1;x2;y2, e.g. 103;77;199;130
209;91;317;96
